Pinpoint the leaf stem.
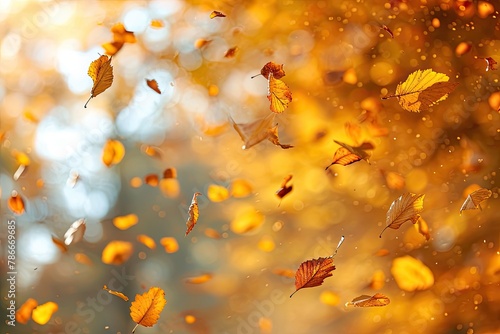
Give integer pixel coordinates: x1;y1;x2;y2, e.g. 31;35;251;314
131;323;139;333
84;95;92;108
250;73;261;79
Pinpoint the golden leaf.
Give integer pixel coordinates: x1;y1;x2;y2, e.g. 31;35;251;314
111;22;136;44
137;234;156;250
460;187;492;214
63;218;86;246
210;10;226;19
130;287;167;333
391;255;434;291
230;208;264;234
383;69;458;112
379;193;425;237
229;179;253;198
185;192;202;236
16;298;38;324
207;184;230;202
102;139;125;167
103;285;129;301
345;293;390;307
160;237;179;253
8;190;25;215
101;241;134;265
290;256;335;297
268;72;292;113
185;273;213;284
416;217;430;241
32;301;58;325
258;62;286;79
150;19;164;28
85;55;114;108
146;79;161;94
325;141;374;170
113;214;139;230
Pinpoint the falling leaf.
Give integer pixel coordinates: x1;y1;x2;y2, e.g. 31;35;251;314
381;170;405;190
210;10;226;19
380;24;394;38
230;208;265;234
204;228;222;239
229;179;253;198
52;236;68;253
137;234;156;250
460;187;492;214
272;268;295;278
369;270;386;290
141;144;163;159
130;287;167;333
382;69;458;112
12;150;30;180
255;62;286;79
345;293;390;307
146;79;161;94
32;301;58;325
144;174;159;186
16;298;38;324
230;114;276;150
113;214;139;230
207;184;230;202
185;273;213;284
374;249;390;257
455;41;472;56
8;190;25;215
101;240;134;265
110;22;136;44
160;237;179;253
290;256;335;297
391;255;434;291
224;46;238;58
185;192;202;236
268;124;293;149
268;72;292;113
103;285;129;301
481;57;498;71
102;139;125;167
74;253;93;266
150;19;164;28
416;217;430;241
102;41;123;56
325;141;374;170
259;317;273;334
379;193;425;238
276;174;293;204
163;168;177;179
64;218;86;246
84;55;114;108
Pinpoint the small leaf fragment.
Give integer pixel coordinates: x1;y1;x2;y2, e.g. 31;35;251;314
146;79;162;94
103;285;129;301
137;234;157;249
101;241;134;265
102;139;125;167
52;236;68;253
481;57;498;71
276;174;293;203
32;301;58;325
8;190;25;215
210;10;226;19
185;192;202;236
268;125;293;149
345;293;390;307
185;273;213;284
16;298;38;324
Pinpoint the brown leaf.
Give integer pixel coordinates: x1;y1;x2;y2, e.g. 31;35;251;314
379;193;425;237
146;79;161;94
210;10;226;19
8;190;25;215
163;167;177;179
63;218;86;246
460;187;492;214
258;62;286;79
290;256;335;297
345;293;390;307
224;46;238;58
103;285;129;301
276;174;293;203
230;114;275;150
381;24;394;38
268;73;292;113
130;287;167;333
481;57;498;71
84;55;114;108
268;125;293;149
185;192;202;236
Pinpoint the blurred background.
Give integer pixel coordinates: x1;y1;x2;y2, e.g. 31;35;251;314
1;0;499;333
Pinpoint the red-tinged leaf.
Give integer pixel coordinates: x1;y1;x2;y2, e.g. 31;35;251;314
290;256;336;297
146;79;161;94
379;193;425;237
345;293;390;307
256;62;286;79
185;192;202;236
210;10;226;19
224;46;238;58
276;174;293;204
481;57;497;71
381;24;394;38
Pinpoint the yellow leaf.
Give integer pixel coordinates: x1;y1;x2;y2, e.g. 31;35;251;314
32;301;58;325
185;273;213;284
185;314;196;324
74;253;93;266
101;240;134;265
230;208;264;235
383;69;458;112
379;193;425;237
207;184;229;202
16;298;38;324
130;287;167;333
102;139;125;167
185;192;202;236
150;19;164;28
111;22;136;44
146;79;161;94
345;293;390;307
267;72;292;113
84;55;114;108
160;237;179;253
137;234;156;250
229;179;253;198
391;255;434;291
113;214;139;230
103;285;129;301
230;114;275;150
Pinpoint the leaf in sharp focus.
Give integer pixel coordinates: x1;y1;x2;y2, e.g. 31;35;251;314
230;114;276;150
268;125;293;149
345;293;390;307
268;73;292;113
130;287;167;333
459;187;492;214
63;218;86;246
185;192;202;236
210;10;226;19
325;147;362;170
103;285;129;301
84;55;114;108
224;46;238;58
290;256;336;297
380;193;425;237
102;139;125;167
260;62;286;79
146;79;161;94
384;69;458;112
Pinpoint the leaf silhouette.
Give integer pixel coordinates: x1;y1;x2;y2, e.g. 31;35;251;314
185;192;202;236
103;285;129;301
210;10;226;19
345;293;390;307
383;69;458;112
460;187;492;214
130;287;167;333
379;193;425;237
391;255;434;291
63;218;86;246
146;79;161;94
290;256;335;297
84;55;114;108
268;72;292;113
325;140;374;170
230;114;275;150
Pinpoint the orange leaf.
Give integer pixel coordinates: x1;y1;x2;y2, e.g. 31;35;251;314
101;240;134;265
160;237;179;253
290;256;336;297
416;217;430;241
113;214;139;230
130;287;167;333
74;253;93;266
150;19;164;28
268;124;293;149
325;140;374;170
267;73;292;113
146;79;161;94
51;236;68;253
207;184;229;202
103;285;129;301
185;273;213;284
84;55;114;108
162;167;177;179
345;293;390;307
224;46;238;58
391;255;434;291
32;301;58;325
64;218;86;246
111;23;136;44
16;298;38;324
229;179;253;198
144;174;159;186
185;192;202;236
459;187;492;214
8;190;25;215
137;234;156;250
481;57;498;71
204;228;222;239
102;139;125;167
210;10;226;19
379;193;424;237
259;62;286;79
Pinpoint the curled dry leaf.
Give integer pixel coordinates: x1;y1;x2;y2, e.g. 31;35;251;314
185;192;202;236
8;190;25;215
258;62;286;79
16;298;38;324
32;301;58;325
130;287;167;333
345;293;390;307
210;10;226;18
102;139;125;167
102;23;136;56
276;174;293;204
416;217;430;241
380;24;394;38
268;125;293;149
146;79;161;94
224;46;238;58
84;55;114;108
391;255;434;291
379;193;425;238
185;273;213;284
230;114;275;150
101;240;134;265
64;218;86;246
103;285;129;301
325;140;374;170
383;69;458;112
460;187;492;214
268;72;292;113
290;256;335;297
